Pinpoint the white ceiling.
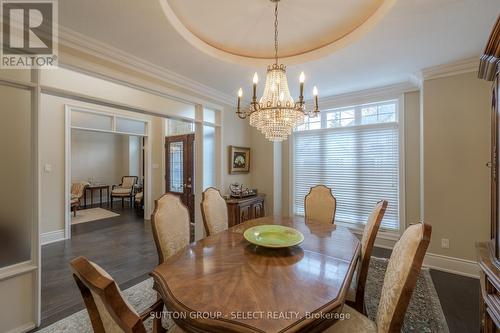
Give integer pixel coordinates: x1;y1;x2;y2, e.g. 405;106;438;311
59;0;500;101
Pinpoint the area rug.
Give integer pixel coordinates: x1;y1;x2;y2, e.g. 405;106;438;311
36;279;173;333
365;257;449;333
36;257;449;332
71;208;119;225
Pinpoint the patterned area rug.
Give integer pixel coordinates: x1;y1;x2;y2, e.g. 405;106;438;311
36;257;449;332
366;257;449;333
71;208;119;225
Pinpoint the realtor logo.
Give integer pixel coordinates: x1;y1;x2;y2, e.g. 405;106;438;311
1;0;58;68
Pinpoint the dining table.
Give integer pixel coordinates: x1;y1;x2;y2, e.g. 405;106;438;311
151;215;361;333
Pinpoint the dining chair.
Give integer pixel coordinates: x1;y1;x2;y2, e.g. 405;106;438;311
151;193;190;264
110;175;138;208
70;256;165;333
346;200;388;313
304;185;336;224
200;187;228;236
324;222;432;333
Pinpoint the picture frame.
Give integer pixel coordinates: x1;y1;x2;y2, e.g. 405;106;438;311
229;146;250;174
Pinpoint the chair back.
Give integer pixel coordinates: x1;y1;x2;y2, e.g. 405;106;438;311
354;200;388;306
70;256;145;333
375;222;432;332
151;194;190;264
121;176;138;189
304;185;336;224
71;182;88;198
201;187;228;236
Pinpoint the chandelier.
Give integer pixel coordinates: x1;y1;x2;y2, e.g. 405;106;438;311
236;0;320;142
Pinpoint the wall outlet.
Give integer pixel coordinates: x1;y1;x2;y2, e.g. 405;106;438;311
441;238;449;249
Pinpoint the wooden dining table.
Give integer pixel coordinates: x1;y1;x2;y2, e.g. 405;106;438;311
151;216;360;333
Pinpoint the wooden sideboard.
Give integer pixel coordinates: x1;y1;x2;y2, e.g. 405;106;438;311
226;194;265;227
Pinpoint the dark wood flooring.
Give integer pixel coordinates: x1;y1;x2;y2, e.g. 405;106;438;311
39;214;480;332
40;203;158;328
372;247;480;333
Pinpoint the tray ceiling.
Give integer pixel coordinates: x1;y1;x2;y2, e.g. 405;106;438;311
161;0;396;64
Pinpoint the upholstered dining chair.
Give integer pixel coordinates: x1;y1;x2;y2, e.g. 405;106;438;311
324;222;432;333
200;187;229;237
110;176;138;208
346;200;388;313
70;256;166;333
70;181;88;216
304;185;336;224
151;193;190;264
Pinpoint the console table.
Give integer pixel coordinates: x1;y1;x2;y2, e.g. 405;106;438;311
226;194;265;227
84;185;110;208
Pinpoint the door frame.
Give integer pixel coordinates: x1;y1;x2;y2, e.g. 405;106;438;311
64;105;152;240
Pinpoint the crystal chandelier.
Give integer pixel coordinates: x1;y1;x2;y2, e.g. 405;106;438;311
236;0;320;142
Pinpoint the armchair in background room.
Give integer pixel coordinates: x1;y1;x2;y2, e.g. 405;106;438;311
110;176;138;208
70;181;89;216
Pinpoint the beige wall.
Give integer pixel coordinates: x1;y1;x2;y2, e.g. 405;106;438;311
422;72;491;261
71;130;132;203
222;107;252;194
40;93;67;234
404;91;421;227
150;116;165;203
249;127;276;215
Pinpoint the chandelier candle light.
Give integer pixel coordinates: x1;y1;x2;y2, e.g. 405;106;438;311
236;0;320;142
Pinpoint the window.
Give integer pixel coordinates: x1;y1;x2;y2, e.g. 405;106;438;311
293;100;400;231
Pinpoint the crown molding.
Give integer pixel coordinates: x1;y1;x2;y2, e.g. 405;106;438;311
58;26;235;106
317;81;419;109
420;57;480;81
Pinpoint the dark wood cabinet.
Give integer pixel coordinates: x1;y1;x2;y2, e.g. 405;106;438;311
226;194;266;227
478;15;500;333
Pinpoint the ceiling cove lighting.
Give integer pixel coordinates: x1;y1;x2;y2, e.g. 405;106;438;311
236;0;320;142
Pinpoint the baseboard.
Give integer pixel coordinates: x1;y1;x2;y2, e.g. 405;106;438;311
40;229;65;245
423;252;479;279
372;235;479;278
4;322;36;333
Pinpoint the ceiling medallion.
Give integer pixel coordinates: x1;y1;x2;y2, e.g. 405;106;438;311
236;0;319;142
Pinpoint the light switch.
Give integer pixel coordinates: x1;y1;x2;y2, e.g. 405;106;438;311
44;164;52;173
152;163;159;169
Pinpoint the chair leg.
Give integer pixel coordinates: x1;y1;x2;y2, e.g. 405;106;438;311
130;196;133;209
121;197;124;208
110;195;113;208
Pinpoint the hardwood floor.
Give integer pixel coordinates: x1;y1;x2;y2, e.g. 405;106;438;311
39;216;480;332
40;203;158;328
372;247;480;333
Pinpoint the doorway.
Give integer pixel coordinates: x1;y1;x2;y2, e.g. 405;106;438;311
165;134;195;225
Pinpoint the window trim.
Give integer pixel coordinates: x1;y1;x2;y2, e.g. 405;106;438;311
289;94;405;236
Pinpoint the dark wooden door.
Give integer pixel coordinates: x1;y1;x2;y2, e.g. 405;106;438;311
165;134;195;222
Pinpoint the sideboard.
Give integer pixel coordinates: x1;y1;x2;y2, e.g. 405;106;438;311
226;194;265;227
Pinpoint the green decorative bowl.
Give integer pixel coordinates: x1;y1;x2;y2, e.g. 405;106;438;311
243;225;304;248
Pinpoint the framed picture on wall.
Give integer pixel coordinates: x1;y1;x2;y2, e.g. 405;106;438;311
229;146;250;174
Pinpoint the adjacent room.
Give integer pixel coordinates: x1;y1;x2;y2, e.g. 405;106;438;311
70;129;144;224
0;1;499;333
